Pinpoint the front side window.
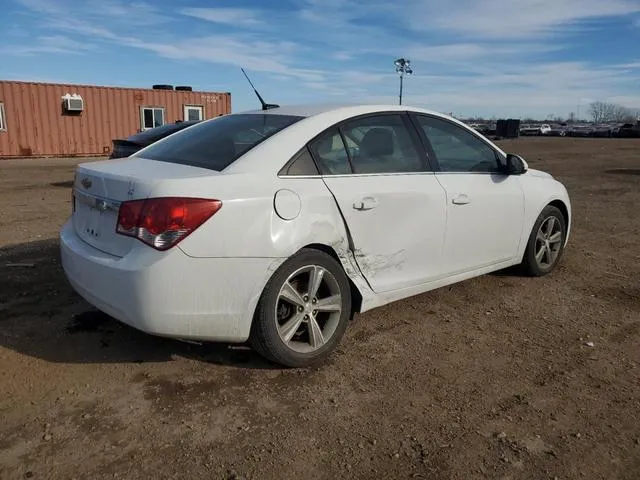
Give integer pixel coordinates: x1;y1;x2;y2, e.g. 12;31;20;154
141;107;165;130
416;115;503;173
340;114;425;174
0;102;6;131
135;113;303;171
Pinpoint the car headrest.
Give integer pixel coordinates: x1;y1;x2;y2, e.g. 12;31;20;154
361;128;394;156
316;135;334;157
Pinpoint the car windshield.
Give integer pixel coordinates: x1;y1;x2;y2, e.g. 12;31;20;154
134;114;303;171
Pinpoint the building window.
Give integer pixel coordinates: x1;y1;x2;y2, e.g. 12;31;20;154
183;105;204;121
140;107;165;130
0;103;6;131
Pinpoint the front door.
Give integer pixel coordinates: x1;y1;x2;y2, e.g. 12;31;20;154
184;105;203;121
413;114;525;275
309;114;447;293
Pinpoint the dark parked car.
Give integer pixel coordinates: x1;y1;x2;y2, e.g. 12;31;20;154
547;124;568;136
110;121;200;159
616;123;640;138
566;125;593;137
590;125;615;138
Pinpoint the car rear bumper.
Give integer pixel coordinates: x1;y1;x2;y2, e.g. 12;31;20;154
60;220;282;342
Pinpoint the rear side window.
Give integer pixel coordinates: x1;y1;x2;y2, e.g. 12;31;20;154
308;128;352;175
280;147;320;176
135;114;303;171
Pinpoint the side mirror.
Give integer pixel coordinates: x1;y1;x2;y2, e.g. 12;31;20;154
505;153;528;175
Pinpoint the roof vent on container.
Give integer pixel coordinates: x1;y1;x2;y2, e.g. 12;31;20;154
62;93;84;111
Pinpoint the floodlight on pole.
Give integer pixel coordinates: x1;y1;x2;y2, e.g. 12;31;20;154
394;58;413;105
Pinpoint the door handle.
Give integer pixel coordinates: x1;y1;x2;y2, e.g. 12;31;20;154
452;194;471;205
353;197;378;211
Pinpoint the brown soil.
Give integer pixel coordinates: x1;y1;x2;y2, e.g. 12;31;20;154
1;139;639;480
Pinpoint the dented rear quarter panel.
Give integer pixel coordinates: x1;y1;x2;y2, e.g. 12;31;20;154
169;174;349;258
168;173;376;311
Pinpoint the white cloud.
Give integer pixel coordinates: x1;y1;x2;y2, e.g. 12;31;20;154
0;35;94;55
125;36;327;82
180;7;262;26
10;0;640;117
404;0;640;38
614;62;640;69
344;61;640;118
332;52;353;61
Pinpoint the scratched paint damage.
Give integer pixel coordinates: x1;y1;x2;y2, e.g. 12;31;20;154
353;248;407;278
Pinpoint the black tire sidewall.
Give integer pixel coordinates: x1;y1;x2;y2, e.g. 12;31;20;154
523;206;566;276
251;249;352;367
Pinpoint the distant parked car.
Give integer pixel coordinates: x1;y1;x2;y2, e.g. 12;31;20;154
539;124;551;135
590;125;615;138
110;121;200;159
616;123;640;138
567;126;593;137
471;123;497;137
547;125;567;137
520;124;551;136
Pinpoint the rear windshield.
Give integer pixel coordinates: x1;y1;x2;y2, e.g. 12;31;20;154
134;114;304;171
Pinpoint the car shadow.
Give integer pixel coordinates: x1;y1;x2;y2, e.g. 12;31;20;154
604;168;640;176
490;265;524;277
0;239;278;370
50;180;74;188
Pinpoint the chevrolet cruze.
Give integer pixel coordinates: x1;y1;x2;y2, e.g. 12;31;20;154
61;104;571;367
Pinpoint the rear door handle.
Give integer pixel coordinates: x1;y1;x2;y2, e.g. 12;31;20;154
353;197;378;211
452;194;471;205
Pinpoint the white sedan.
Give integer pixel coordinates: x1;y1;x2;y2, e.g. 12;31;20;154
61;104;571;367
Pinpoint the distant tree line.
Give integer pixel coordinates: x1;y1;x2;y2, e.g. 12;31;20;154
462;103;639;124
588;102;640;123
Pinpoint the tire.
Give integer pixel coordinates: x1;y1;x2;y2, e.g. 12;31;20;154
152;84;173;90
250;249;352;367
520;205;566;277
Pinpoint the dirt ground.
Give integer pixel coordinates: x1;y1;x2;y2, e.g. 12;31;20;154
0;138;639;480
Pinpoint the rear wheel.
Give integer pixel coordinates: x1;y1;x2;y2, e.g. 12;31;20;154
250;249;351;367
521;205;566;276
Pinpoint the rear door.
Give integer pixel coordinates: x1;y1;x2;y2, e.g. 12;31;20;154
411;114;524;275
310;113;447;293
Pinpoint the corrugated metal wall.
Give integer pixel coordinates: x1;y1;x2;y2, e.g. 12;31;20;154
0;81;231;157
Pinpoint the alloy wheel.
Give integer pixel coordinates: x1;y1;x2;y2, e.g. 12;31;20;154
535;216;563;269
275;265;342;353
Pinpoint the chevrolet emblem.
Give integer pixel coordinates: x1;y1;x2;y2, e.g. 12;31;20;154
81;177;92;189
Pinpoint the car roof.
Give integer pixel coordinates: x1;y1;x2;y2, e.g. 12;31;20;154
224;103;508;175
237;103;447;119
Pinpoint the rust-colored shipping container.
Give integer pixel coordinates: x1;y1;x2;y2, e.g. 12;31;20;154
0;80;231;158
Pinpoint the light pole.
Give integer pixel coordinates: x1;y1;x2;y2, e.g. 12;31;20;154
394;58;413;105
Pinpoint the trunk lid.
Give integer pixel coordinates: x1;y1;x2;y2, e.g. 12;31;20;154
72;157;218;257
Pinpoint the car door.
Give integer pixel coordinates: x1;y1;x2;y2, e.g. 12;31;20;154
309;113;447;293
411;114;524;276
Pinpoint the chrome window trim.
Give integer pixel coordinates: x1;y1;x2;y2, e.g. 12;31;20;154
278;171;437;179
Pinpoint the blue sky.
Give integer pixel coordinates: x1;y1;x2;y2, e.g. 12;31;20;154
2;0;640;119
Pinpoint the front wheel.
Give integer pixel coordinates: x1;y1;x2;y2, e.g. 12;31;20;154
520;205;566;276
250;249;352;367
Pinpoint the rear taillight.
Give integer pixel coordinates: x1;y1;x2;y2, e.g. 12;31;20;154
116;197;222;251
